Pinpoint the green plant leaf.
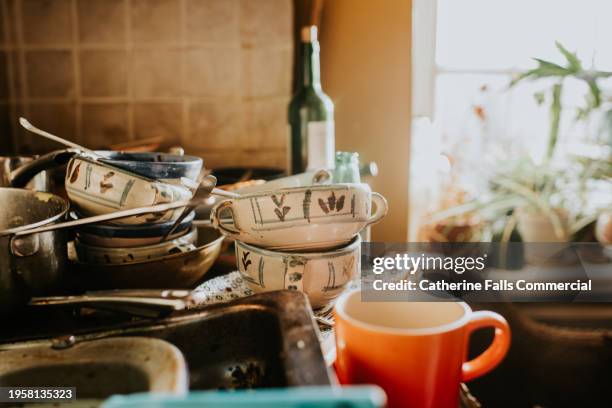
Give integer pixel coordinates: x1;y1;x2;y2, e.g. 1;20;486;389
586;78;602;108
555;41;582;72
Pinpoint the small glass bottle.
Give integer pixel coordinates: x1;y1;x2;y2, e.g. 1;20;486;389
333;151;361;183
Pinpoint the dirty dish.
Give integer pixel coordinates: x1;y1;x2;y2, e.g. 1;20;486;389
70;226;223;289
0;188;70;316
233;169;331;194
212;183;387;251
71;210;195;247
96;151;202;181
235;235;360;308
65;154;193;224
74;226;198;264
0;337;188;397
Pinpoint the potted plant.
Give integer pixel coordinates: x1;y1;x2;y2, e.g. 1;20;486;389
430;43;610;247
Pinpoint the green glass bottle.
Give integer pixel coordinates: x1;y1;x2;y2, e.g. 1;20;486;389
288;26;335;175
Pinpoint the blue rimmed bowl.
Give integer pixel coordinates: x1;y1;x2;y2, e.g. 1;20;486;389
96;151;203;181
71;210;195;247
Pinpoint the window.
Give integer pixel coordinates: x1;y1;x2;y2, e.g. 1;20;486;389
410;0;612;238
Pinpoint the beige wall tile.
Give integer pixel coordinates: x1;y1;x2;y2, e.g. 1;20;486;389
21;0;72;44
186;0;239;45
27;103;77;152
134;102;182;145
184;48;240;97
78;0;126;44
25;51;74;98
132;49;182;98
81;103;129;147
242;98;287;150
240;0;292;47
3;0;294;157
186;101;243;149
131;0;181;43
241;47;292;99
80;50;128;97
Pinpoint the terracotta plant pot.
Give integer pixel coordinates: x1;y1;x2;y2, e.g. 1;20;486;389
516;207;568;243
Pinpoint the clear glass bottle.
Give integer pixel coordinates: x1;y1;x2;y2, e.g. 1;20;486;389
333;151;361;183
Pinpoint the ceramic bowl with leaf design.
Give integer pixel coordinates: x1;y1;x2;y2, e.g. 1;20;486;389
235;235;360;308
65;155;194;225
211;183;387;251
74;226;198;265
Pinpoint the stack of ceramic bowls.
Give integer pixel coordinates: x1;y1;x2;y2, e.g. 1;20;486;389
66;151;203;265
211;182;388;308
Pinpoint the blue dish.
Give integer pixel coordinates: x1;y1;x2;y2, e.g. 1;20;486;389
69;210;195;238
102;386;387;408
96;151;203;181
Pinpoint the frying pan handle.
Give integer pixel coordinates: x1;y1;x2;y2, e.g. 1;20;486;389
10;148;79;188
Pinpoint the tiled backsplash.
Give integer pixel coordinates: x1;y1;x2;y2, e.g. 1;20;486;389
0;0;292;169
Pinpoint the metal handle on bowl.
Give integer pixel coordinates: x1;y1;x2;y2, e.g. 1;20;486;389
366;192;388;226
210;200;242;238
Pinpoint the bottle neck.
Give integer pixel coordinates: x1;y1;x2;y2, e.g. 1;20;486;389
300;41;322;90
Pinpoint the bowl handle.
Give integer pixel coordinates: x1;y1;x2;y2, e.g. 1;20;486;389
365;192;388;226
210;200;243;238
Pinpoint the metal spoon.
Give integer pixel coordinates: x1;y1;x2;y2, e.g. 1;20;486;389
20;116;240;199
19;117;100;157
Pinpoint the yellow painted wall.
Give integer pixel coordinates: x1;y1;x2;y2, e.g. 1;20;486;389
319;0;412;242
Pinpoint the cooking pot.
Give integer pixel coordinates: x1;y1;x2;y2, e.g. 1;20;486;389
0;188;70;316
0;156;50;191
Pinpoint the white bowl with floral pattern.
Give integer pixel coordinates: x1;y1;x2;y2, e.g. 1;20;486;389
211;183;387;251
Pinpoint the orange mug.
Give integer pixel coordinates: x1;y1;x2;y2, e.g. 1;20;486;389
334;290;511;408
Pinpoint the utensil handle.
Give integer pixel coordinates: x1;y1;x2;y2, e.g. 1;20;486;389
366;192;388;226
210;199;242;238
212;188;241;198
9;149;78;188
30;289;194;318
462;311;511;382
4;199;195;237
19;117;94;154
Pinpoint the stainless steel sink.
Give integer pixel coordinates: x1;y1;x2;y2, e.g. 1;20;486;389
1;291;331;394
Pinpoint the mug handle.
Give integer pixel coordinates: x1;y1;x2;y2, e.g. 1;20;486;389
365;192;389;226
462;311;511;382
210;200;242;238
